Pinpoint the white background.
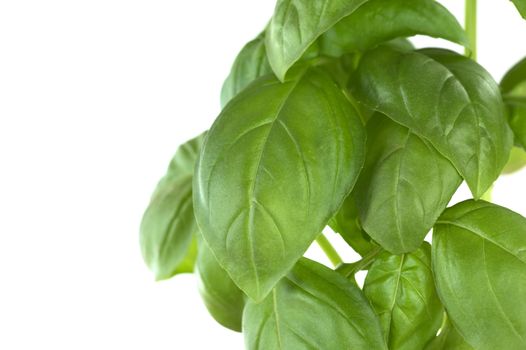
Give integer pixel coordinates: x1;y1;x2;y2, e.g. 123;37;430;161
0;1;525;349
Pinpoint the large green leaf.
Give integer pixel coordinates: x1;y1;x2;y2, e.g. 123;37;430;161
501;56;526;149
356;114;461;253
265;0;369;81
220;34;273;108
243;258;387;349
511;0;526;19
351;46;513;198
140;133;206;280
433;200;526;350
328;193;375;256
194;67;365;301
364;243;443;350
425;320;474;350
319;0;467;57
196;240;245;332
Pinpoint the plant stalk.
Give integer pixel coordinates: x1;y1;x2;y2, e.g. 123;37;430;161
339;246;383;279
465;0;477;60
315;234;343;267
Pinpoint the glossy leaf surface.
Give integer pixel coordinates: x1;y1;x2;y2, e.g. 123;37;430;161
364;243;443;350
194;67;365;301
221;34;272;108
319;0;467;57
243;258;387;349
352;46;513;198
140;133;205;280
356;114;461;253
433;200;526;350
196;240;245;332
266;0;369;80
328;193;375;256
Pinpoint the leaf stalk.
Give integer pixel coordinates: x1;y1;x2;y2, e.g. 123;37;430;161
315;234;343;267
465;0;477;60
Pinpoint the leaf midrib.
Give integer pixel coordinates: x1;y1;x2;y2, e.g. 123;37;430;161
246;73;304;298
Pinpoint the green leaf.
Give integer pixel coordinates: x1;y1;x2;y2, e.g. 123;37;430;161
220;34;273;108
502;146;526;174
425;320;474;350
501;57;526;148
501;57;526;93
319;0;467;57
433;200;526;350
363;243;443;350
265;0;369;81
196;240;245;332
243;258;387;349
328;193;375;256
173;236;198;274
351;46;513;198
511;0;526;19
140;133;206;280
355;114;461;254
194;67;365;301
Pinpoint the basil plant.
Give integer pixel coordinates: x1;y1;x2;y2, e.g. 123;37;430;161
140;0;526;348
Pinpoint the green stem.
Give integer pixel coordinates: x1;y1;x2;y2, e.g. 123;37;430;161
315;234;343;267
339;246;383;279
465;0;477;60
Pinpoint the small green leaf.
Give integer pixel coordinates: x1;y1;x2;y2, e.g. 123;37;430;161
433;200;526;350
501;57;526;149
351;46;513;198
140;133;206;280
194;67;365;301
511;0;526;19
328;193;375;256
220;33;273;108
356;114;461;254
425;320;474;350
243;258;387;349
364;243;443;350
196;240;245;332
319;0;467;57
266;0;369;81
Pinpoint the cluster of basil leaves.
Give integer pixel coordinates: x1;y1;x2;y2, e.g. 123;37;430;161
140;0;526;349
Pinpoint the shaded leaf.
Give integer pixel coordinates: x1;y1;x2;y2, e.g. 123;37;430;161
243;258;387;349
196;240;245;332
351;46;513;198
356;114;461;253
194;67;365;301
433;200;526;349
140;133;206;280
221;33;273;108
501;57;526;148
